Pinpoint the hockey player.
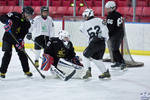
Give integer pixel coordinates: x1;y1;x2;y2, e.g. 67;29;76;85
41;30;83;81
105;1;126;69
26;6;55;68
0;6;34;78
80;8;111;79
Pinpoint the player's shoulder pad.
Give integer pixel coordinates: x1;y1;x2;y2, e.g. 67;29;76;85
7;12;21;18
47;16;53;19
115;11;122;17
33;16;41;21
49;37;59;41
68;41;73;45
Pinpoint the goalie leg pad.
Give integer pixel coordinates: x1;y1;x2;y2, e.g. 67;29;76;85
41;54;54;71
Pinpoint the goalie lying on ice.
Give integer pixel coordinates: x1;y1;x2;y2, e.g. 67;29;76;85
41;30;85;80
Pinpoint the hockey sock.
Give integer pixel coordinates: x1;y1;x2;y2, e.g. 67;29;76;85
92;59;107;73
35;50;41;61
82;56;91;70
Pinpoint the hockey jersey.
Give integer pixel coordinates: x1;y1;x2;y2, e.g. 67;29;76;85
106;11;124;39
80;17;108;42
44;37;76;59
30;16;55;39
0;12;31;43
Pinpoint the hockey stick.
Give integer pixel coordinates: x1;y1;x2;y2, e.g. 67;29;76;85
83;0;89;8
58;58;82;69
50;65;76;81
31;38;43;49
8;30;46;79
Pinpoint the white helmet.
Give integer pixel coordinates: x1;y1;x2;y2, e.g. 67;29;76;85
58;30;70;41
105;1;116;11
82;8;94;19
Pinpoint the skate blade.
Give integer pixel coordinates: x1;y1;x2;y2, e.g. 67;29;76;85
0;78;5;80
99;77;111;81
121;68;128;71
111;67;128;71
111;67;121;70
83;77;92;82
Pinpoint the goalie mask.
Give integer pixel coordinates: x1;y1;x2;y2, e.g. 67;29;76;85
82;8;94;20
105;1;116;13
58;30;70;48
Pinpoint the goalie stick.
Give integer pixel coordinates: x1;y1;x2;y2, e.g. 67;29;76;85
58;58;83;70
50;65;76;81
8;30;46;79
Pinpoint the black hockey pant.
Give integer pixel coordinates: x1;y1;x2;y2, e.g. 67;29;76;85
110;38;125;63
0;41;30;73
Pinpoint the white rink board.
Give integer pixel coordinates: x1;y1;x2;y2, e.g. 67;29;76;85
0;21;150;51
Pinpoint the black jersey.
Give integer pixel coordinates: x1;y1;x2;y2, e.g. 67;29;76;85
0;12;31;43
44;37;76;59
106;11;124;39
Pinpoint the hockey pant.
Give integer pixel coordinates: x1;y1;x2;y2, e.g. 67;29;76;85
0;41;30;73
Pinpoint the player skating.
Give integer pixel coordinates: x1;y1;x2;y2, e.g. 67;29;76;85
0;6;34;78
80;8;111;79
26;6;55;68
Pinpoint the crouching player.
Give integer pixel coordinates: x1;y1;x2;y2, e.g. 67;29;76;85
41;30;84;81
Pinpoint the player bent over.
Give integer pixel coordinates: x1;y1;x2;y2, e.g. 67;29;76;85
0;7;34;78
80;8;111;79
41;30;83;81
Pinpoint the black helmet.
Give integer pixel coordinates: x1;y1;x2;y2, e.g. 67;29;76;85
41;6;49;13
22;6;34;15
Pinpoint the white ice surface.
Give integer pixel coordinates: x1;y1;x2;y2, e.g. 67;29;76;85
0;48;150;100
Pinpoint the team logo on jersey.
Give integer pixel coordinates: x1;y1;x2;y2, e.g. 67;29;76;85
57;48;65;57
16;27;21;34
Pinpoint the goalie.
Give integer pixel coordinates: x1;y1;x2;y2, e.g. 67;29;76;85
41;30;84;81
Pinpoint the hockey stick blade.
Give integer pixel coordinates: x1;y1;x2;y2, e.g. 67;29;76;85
64;69;76;81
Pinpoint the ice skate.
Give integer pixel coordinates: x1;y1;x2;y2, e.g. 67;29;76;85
111;62;121;68
99;70;111;79
0;73;5;78
120;63;127;70
83;67;92;79
35;60;39;68
25;72;33;77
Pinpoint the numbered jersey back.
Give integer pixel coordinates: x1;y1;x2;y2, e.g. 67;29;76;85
80;17;108;41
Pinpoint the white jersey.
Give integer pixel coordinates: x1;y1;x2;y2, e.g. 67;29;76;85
30;16;55;39
80;17;108;42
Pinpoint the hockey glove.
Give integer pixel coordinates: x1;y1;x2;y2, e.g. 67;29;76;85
71;56;83;66
4;19;13;32
15;39;24;49
26;33;32;40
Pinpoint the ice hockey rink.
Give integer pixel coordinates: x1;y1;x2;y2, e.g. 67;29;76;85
0;48;150;100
